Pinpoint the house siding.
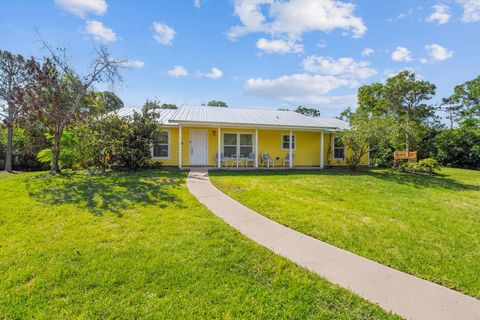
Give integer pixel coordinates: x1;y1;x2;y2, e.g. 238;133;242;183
153;126;368;167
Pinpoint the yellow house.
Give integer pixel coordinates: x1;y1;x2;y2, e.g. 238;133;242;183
147;106;368;168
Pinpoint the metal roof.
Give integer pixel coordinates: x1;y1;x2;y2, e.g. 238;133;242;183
116;106;348;130
170;106;348;130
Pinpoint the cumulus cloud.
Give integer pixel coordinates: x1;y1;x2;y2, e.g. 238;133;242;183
391;46;413;62
245;73;357;107
153;22;175;45
302;56;377;79
361;48;374;57
204;67;223;79
426;4;450;24
227;0;366;40
456;0;480;22
424;44;454;62
256;37;303;54
167;65;188;77
120;60;145;68
55;0;107;18
84;20;116;43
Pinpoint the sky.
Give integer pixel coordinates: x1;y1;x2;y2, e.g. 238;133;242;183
0;0;479;117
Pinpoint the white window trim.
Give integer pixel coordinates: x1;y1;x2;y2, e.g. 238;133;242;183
333;135;346;161
151;129;171;160
281;133;296;151
222;132;255;155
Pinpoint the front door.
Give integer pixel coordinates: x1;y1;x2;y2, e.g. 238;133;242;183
190;130;208;166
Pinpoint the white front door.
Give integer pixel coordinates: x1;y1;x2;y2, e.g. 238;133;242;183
190;130;208;166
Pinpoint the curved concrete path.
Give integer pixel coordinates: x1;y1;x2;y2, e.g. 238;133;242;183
187;168;480;320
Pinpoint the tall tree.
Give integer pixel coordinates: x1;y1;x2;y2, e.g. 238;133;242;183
444;75;480;122
14;43;124;174
161;103;177;109
207;100;228;107
0;50;27;172
294;106;320;117
382;71;436;152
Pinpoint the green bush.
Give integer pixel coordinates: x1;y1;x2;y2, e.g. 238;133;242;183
396;158;441;174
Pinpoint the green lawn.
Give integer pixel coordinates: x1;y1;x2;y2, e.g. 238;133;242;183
210;168;480;299
0;170;399;319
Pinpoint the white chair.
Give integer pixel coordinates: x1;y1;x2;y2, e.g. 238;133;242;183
245;152;256;167
261;152;274;168
283;153;294;167
215;153;231;167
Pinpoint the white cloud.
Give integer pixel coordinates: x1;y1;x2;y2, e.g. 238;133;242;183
361;48;374;56
245;73;357;107
167;65;188;77
391;46;413;62
302;56;377;79
194;0;201;8
256;37;303;54
153;22;175;45
426;4;451;24
424;44;454;61
456;0;480;22
84;20;116;43
227;0;366;40
55;0;107;18
120;60;145;69
205;67;223;79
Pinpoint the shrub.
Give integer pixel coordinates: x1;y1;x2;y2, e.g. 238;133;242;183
394;158;441;174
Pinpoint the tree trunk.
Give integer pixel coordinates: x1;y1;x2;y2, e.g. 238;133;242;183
50;131;62;174
5;123;13;172
405;114;410;153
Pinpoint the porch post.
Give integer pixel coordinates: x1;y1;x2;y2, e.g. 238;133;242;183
289;130;293;168
320;131;324;169
217;127;221;168
178;125;182;168
255;128;258;168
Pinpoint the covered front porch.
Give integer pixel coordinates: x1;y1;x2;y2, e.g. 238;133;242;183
174;126;343;169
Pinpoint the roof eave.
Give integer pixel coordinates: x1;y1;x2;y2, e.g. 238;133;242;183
167;120;341;131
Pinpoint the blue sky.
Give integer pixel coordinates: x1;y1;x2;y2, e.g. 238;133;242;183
1;0;479;117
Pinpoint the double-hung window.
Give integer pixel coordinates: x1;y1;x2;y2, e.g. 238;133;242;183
333;136;345;160
281;134;296;150
152;130;170;159
223;133;253;157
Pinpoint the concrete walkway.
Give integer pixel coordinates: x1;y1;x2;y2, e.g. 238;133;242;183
186;168;480;320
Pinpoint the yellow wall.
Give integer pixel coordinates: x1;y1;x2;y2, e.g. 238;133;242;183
153;126;369;167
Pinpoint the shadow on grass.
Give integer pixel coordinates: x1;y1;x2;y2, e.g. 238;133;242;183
209;168;479;191
25;169;185;216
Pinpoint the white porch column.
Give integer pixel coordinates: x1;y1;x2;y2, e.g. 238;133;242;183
178;125;182;168
320;131;324;169
289;130;293;168
255;128;258;168
217;127;221;168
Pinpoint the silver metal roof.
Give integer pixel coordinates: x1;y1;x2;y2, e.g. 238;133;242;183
116;106;348;130
170;106;348;130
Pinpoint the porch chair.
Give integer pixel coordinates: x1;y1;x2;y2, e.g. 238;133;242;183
283;153;294;167
215;153;231;167
245;152;256;167
261;152;273;168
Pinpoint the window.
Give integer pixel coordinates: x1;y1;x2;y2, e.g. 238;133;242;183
152;131;170;159
223;133;254;157
281;134;296;150
333;136;345;160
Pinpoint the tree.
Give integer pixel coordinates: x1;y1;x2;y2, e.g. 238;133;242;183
443;75;480;123
340;111;396;170
0;50;27;172
161;103;177;109
207;100;228;107
294;106;320;117
14;43;124;174
116;101;161;170
382;71;436;152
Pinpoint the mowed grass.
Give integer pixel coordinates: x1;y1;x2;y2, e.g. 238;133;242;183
0;170;400;319
210;168;480;298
